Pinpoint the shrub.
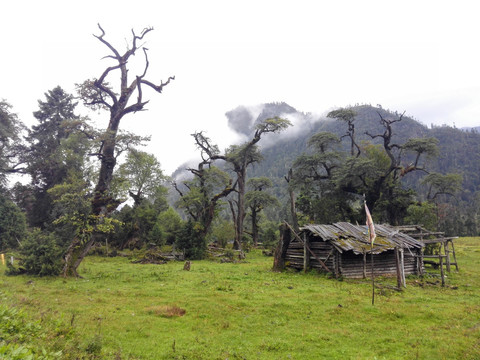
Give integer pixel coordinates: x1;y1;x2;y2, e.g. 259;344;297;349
175;220;206;260
16;229;63;276
207;219;234;248
0;303;63;359
157;207;183;245
85;334;102;356
147;222;165;247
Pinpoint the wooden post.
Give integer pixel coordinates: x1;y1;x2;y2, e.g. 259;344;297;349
400;248;406;288
303;233;310;272
439;255;445;287
394;247;402;289
371;248;375;306
444;240;451;273
419;249;424;276
334;251;340;278
450;240;459;271
415;249;420;275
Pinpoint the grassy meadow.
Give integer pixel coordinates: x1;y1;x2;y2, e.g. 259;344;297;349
1;238;480;359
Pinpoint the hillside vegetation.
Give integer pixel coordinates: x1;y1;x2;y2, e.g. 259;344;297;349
237;103;480;235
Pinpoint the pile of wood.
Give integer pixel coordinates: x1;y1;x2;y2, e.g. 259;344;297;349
207;245;245;262
132;247;185;264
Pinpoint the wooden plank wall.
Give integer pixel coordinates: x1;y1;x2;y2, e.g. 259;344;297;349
285;240;336;272
285;237;421;278
284;240;303;269
308;241;336;272
339;251;418;278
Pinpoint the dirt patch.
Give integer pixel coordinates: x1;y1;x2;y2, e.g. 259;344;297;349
145;305;186;318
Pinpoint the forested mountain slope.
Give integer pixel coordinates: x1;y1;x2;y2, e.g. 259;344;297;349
246;104;479;195
172;102;480;235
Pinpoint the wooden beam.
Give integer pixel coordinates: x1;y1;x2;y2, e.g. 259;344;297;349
420;237;458;244
303;233;310;272
400;248;406;288
407;232;445;237
448;239;459;271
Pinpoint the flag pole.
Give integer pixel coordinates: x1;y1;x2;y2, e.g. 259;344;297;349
364;195;376;306
371;242;375;306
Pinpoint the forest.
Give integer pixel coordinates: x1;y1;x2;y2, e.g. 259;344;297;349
1;25;479;280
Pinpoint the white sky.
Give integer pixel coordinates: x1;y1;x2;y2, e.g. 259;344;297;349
2;0;480;174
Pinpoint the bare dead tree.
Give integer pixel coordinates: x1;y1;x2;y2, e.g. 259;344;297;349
63;24;174;277
363;111;438;223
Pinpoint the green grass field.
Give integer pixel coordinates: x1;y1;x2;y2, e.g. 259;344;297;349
1;238;480;359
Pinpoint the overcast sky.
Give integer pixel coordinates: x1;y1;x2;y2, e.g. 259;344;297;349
2;0;480;174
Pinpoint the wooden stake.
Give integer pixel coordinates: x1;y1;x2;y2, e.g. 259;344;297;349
371;244;375;306
400;248;406;288
303;233;310;272
450;240;459;271
444;241;451;273
395;247;402;289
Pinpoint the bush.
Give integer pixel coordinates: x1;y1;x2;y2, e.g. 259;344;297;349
147;222;165;247
14;229;63;276
175;220;206;260
207;219;234;248
157;207;183;245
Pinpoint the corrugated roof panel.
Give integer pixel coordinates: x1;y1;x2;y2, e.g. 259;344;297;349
300;222;423;255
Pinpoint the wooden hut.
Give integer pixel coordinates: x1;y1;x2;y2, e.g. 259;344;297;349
283;222;424;279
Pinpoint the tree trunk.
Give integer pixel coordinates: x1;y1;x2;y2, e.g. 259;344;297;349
288;186;299;232
228;200;239;249
251;208;258;247
63;123;119;277
62;236;96;277
233;168;246;250
273;224;291;271
285;168;299;232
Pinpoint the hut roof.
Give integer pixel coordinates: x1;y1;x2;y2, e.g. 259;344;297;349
300;222;424;255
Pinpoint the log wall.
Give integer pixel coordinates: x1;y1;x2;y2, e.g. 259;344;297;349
285;240;336;272
339;250;419;278
285;236;422;278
